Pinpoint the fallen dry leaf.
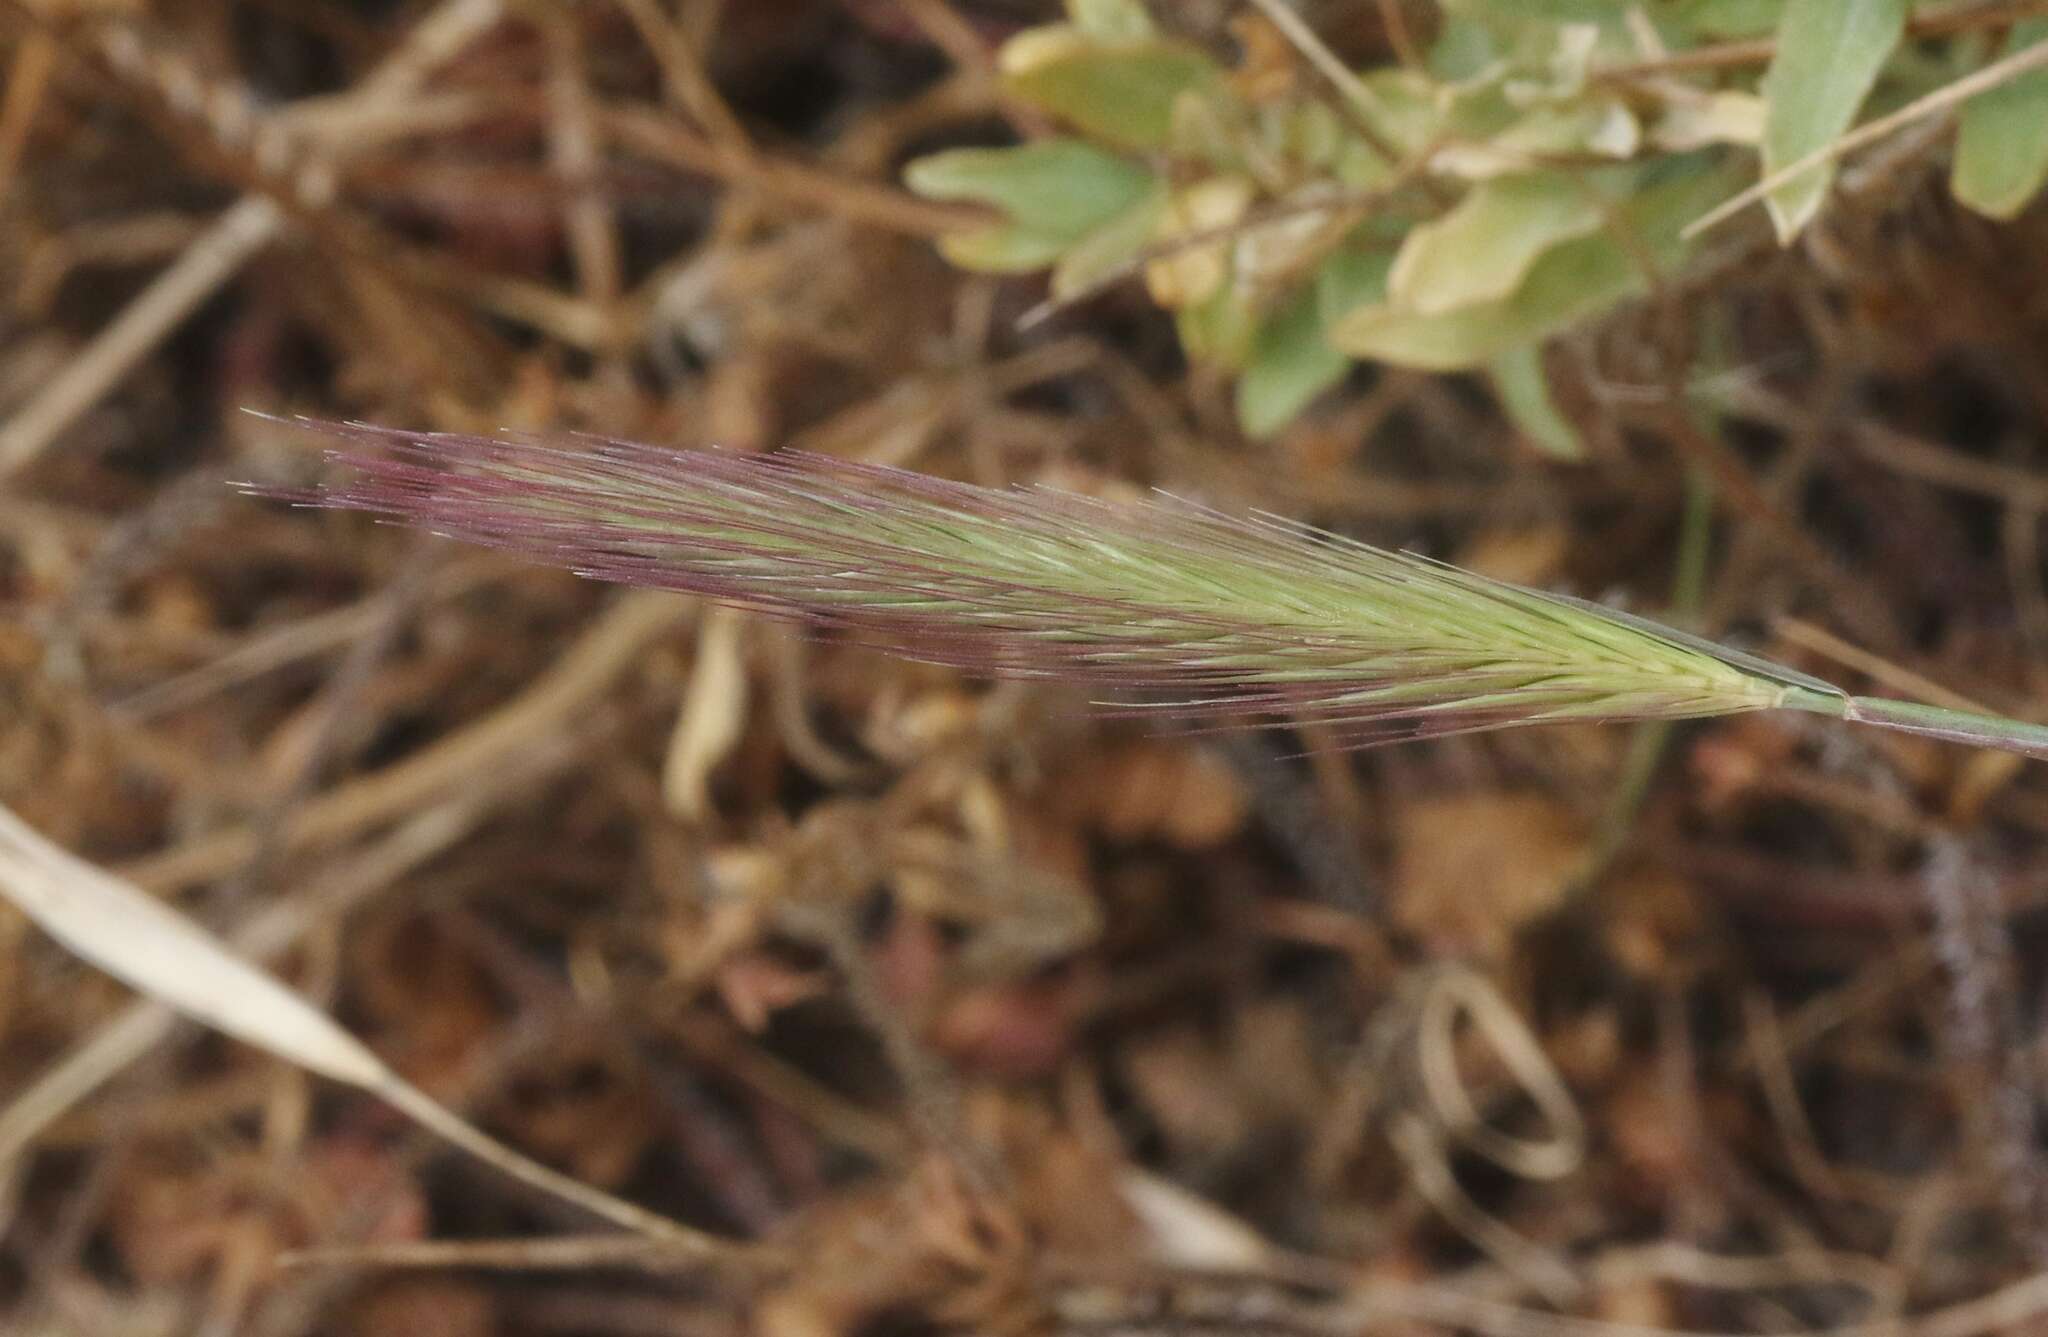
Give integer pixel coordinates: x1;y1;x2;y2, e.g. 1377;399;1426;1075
1391;792;1586;959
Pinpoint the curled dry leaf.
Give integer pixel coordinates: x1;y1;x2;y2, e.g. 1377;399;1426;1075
664;603;748;821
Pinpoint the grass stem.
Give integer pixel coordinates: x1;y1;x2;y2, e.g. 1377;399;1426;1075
1843;696;2048;760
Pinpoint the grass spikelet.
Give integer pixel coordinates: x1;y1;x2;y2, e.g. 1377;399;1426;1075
255;419;2048;759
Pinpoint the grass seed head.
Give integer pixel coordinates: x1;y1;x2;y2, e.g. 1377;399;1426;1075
266;421;1837;745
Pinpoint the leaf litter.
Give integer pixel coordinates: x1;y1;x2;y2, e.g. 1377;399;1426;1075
4;4;2048;1337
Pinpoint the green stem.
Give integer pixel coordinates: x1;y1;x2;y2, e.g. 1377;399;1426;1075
1799;693;2048;761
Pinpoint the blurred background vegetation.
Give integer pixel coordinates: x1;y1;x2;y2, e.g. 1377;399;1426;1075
5;2;2048;1335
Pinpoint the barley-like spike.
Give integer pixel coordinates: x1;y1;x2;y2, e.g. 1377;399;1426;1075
246;419;2048;761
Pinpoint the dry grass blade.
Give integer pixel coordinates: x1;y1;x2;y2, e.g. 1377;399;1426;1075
0;800;760;1260
0;802;386;1090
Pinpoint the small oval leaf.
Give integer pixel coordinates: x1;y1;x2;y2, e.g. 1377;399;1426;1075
1004;41;1223;151
1051;185;1169;300
1389;172;1608;316
1237;286;1350;438
1490;343;1584;461
905;140;1156;240
1758;0;1907;242
1333;163;1728;369
1951;19;2048;220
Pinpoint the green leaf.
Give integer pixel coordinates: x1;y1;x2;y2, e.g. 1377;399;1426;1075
905;141;1154;238
1316;243;1395;326
1428;16;1501;82
905;141;1157;274
1332;163;1729;370
1004;40;1222;150
1489;344;1583;460
1176;277;1257;369
1389;172;1609;316
1446;0;1629;19
1429;100;1640;178
1168;85;1252;173
1758;0;1906;242
1285;101;1346;171
1237;287;1351;438
1952;20;2048;220
1346;69;1458;158
1051;185;1168;300
1069;0;1154;41
936;227;1075;273
1672;0;1783;39
1336;235;1631;369
1437;4;1639;79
